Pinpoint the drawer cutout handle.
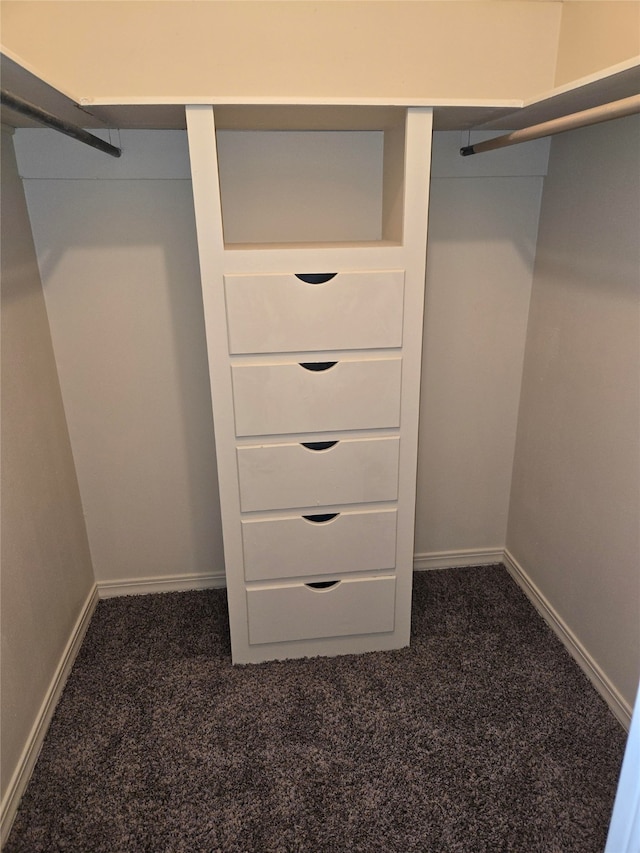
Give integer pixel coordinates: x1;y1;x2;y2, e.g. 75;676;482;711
305;580;341;591
302;513;339;524
295;273;337;285
301;441;338;452
299;361;337;372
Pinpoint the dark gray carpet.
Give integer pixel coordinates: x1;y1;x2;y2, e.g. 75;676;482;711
6;566;626;852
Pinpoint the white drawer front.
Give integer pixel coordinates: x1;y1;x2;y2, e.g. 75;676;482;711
247;575;396;645
224;270;404;354
232;357;402;437
237;436;400;512
241;508;397;581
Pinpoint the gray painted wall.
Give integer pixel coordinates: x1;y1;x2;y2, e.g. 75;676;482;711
15;128;547;584
507;115;640;710
1;128;95;812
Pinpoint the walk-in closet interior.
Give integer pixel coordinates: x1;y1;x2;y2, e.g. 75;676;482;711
1;1;639;845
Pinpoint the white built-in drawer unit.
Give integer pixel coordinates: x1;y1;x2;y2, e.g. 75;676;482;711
246;576;397;645
186;104;433;664
236;436;400;512
224;270;405;354
241;508;398;581
231;357;402;436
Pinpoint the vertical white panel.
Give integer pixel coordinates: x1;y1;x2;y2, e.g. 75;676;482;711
186;107;246;654
392;107;433;646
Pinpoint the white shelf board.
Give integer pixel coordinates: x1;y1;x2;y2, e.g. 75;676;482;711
224;240;403;252
480;57;640;131
86;100;520;131
0;53;107;130
2;47;638;133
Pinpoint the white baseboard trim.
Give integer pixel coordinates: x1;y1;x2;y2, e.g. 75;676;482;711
0;584;99;846
503;549;632;730
97;571;227;598
413;548;504;571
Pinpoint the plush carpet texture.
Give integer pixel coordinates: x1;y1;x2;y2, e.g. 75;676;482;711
6;566;626;852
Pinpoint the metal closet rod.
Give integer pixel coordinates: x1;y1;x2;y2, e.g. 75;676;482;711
460;93;640;156
1;89;121;157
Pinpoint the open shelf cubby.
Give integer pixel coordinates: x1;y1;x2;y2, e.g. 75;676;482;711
213;105;407;249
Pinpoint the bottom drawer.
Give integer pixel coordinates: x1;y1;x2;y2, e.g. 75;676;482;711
246;575;396;646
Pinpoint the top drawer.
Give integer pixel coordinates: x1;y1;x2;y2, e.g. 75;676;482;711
224;270;405;354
